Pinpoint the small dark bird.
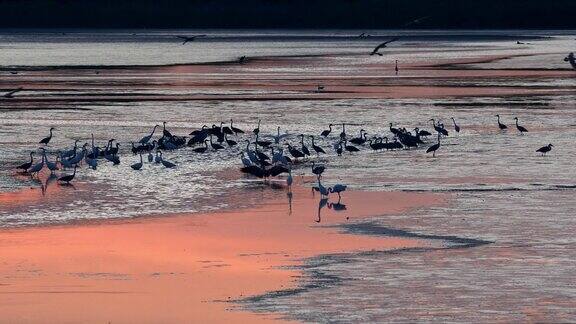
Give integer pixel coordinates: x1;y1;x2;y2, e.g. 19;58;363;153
514;117;528;134
176;35;206;45
496;114;507;130
40;127;55;145
536;144;553;156
370;37;400;56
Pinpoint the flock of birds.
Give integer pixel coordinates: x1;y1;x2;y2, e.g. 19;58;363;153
14;114;554;198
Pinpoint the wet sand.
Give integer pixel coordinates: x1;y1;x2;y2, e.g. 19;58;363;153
0;181;445;322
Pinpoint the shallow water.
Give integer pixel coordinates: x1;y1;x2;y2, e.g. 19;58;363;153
1;29;576;322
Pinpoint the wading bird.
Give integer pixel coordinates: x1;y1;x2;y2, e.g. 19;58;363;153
514;117;528;134
140;125;159;144
496;114;507;130
16;152;34;171
40;127;55;145
329;184;347;199
321;124;333;137
310;136;326;155
536;144;553;156
131;153;143;170
451;117;460;133
426;134;441;157
58;165;78;184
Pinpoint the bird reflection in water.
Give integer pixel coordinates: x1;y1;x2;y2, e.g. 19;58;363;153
287;191;293;216
328;196;347;211
316;197;329;223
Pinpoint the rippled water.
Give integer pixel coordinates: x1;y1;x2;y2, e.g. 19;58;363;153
0;29;576;322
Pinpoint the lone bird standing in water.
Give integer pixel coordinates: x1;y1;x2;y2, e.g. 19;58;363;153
40;127;55;145
496;114;507;131
536;144;553;156
426;134;441;157
514;117;528;134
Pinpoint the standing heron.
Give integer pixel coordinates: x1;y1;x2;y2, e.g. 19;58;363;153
496;114;507;130
131;153;144;170
40;127;55;145
426;134;441;157
451;117;460;133
321;124;333;137
536;144;553;156
514;117;528;134
16;152;34;171
139;125;159;144
230;119;245;134
310;136;326;155
58;165;78;184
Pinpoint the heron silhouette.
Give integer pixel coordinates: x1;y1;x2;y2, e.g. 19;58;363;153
176;35;206;45
370;37;400;56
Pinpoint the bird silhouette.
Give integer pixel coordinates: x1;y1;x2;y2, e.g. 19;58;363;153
370;37;400;56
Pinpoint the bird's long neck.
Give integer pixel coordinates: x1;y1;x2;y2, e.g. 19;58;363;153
328;125;332;131
73;166;77;176
515;119;519;126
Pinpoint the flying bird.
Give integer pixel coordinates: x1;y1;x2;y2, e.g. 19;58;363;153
176;35;206;45
3;87;23;98
370;37;400;56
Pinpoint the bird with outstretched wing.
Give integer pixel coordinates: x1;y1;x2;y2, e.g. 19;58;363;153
370;37;400;56
176;35;207;45
3;87;23;98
